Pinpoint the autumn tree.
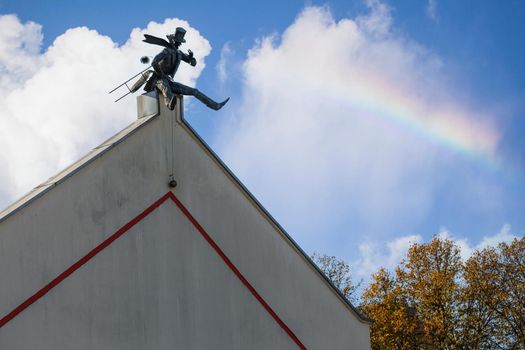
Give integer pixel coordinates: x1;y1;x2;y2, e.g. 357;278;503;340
361;235;525;350
464;238;525;349
461;247;502;349
361;268;421;350
361;238;462;349
397;238;463;349
311;252;361;303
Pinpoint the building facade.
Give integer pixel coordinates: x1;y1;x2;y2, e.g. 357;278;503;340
0;94;371;349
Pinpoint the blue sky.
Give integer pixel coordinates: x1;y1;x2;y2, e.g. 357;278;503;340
1;0;524;280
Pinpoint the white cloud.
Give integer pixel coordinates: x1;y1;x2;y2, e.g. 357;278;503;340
355;234;422;279
217;4;499;242
216;42;233;83
0;15;43;88
426;0;438;22
438;224;519;260
354;224;519;280
0;15;211;208
357;0;393;36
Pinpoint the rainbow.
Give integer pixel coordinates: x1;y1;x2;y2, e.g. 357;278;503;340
280;63;501;170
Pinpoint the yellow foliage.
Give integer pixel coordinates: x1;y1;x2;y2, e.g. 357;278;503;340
361;236;525;350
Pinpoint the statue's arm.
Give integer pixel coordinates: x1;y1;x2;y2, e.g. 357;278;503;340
181;50;197;67
151;49;170;78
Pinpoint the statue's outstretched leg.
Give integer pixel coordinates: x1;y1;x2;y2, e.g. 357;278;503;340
171;81;229;111
194;90;230;111
156;79;177;110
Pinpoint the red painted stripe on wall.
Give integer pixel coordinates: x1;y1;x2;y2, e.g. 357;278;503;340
0;192;171;328
168;192;307;350
0;192;307;350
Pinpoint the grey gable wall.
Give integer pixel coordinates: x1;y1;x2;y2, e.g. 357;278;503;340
0;95;370;349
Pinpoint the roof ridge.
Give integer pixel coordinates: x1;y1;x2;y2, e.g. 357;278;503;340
0;112;159;223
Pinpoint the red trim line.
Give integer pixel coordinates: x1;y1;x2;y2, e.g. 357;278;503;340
167;192;307;350
0;192;307;350
0;192;171;329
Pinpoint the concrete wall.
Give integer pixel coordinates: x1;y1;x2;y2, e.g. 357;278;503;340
0;96;370;349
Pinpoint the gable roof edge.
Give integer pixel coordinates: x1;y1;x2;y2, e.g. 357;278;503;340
178;108;373;325
0;95;372;324
0;112;160;224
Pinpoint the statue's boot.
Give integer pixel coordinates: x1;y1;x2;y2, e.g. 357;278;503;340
167;94;177;110
195;91;230;111
155;80;177;110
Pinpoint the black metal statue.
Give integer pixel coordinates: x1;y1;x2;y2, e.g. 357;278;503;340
110;27;229;111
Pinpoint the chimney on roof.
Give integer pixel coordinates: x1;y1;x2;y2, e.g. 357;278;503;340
137;91;159;119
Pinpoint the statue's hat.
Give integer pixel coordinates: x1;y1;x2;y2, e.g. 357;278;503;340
167;27;186;43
